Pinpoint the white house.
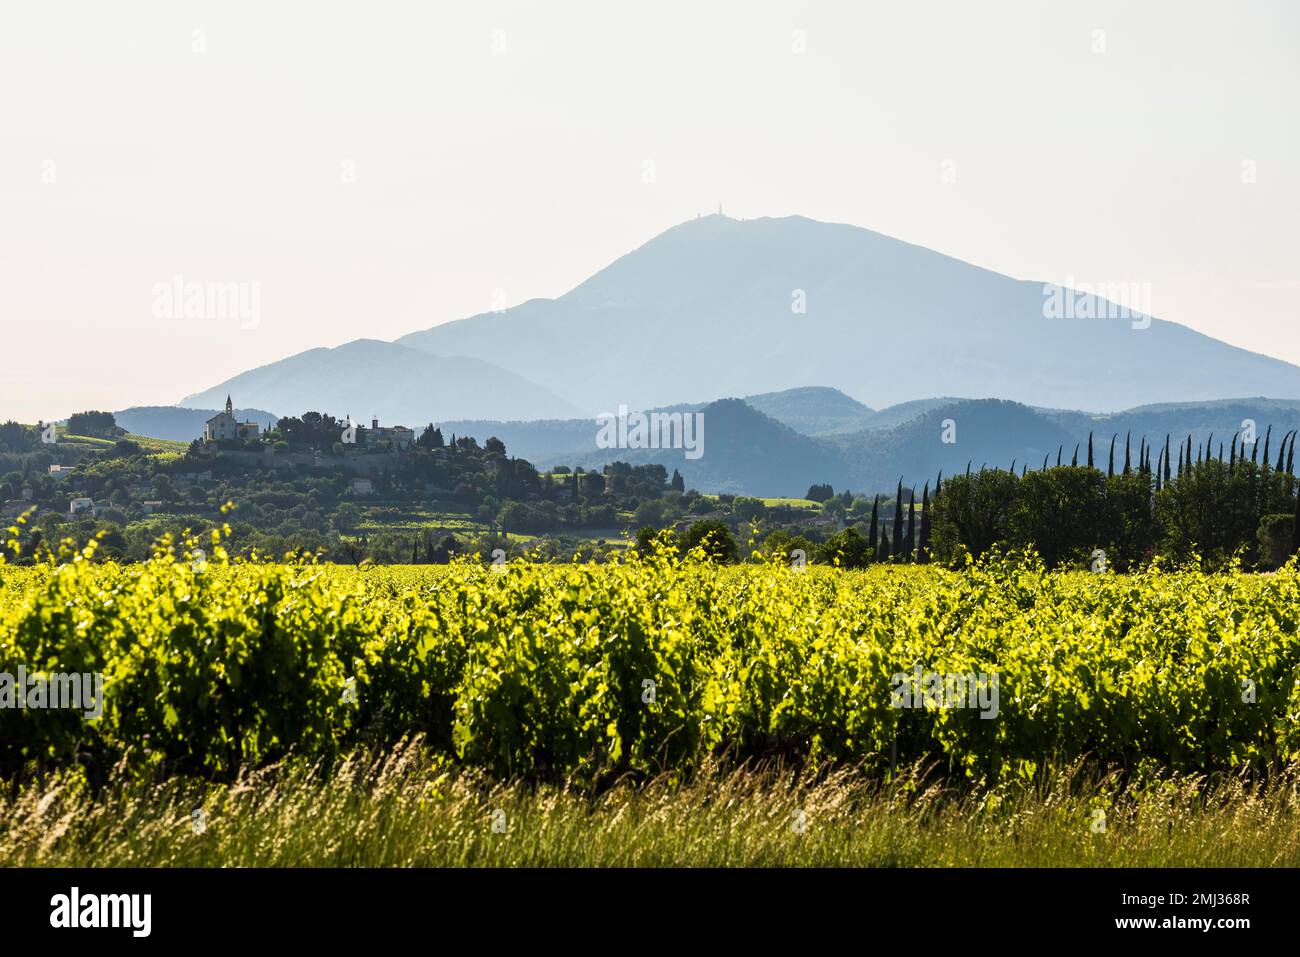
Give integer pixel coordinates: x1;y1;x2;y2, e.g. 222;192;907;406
204;396;262;442
349;478;374;496
69;497;94;516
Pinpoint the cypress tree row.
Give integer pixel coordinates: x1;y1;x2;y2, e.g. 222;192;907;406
814;416;1300;573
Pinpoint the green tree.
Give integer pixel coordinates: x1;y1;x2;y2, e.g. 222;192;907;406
816;527;871;568
681;519;737;563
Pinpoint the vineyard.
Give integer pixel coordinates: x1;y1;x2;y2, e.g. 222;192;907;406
4;538;1300;787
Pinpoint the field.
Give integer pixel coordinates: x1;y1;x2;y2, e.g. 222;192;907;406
3;540;1300;865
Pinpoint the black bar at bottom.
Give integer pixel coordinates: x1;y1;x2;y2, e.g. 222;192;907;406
0;867;1288;943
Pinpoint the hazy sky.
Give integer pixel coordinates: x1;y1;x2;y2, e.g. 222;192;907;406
2;0;1296;421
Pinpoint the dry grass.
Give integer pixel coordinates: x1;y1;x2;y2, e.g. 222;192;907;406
4;742;1299;867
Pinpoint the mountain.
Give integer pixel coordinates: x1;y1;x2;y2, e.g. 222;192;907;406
396;214;1300;414
114;406;280;443
179;339;581;425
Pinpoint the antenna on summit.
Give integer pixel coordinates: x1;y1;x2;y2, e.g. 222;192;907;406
717;202;723;216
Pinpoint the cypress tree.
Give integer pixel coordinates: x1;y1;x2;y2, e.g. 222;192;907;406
904;488;916;562
1263;426;1273;469
868;494;879;559
1205;433;1213;463
1231;433;1238;469
1155;448;1163;492
1123;432;1131;475
1287;433;1296;476
880;526;891;562
1163;435;1171;483
1276;431;1291;471
1251;433;1258;465
918;482;932;563
1022;463;1027;477
1186;435;1193;471
1108;435;1116;477
1071;444;1079;467
1056;446;1062;468
892;480;904;561
1293;485;1300;555
1042;453;1049;471
1087;432;1094;469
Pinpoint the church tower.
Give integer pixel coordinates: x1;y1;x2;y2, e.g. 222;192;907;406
225;394;233;415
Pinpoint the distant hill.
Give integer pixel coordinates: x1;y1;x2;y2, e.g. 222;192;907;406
114;406;280;443
742;386;875;436
534;398;851;496
859;397;965;431
439;390;1300;496
438;386;878;457
179;339;582;425
114;387;1300;496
